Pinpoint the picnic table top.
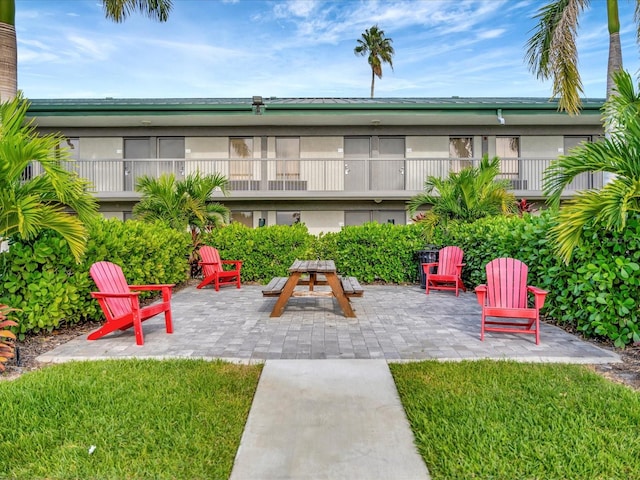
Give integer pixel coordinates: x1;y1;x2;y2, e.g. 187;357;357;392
288;260;336;273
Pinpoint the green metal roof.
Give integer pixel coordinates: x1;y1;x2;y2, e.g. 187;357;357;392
26;96;605;117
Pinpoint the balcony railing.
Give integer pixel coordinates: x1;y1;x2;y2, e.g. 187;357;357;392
26;158;603;197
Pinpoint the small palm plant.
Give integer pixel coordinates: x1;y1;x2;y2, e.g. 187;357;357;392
0;305;18;373
134;171;231;276
408;155;517;224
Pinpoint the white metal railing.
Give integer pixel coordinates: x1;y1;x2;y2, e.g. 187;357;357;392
25;158;602;195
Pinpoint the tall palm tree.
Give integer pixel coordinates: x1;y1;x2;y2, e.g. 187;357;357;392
525;0;637;115
0;95;99;261
0;0;172;101
544;69;640;262
407;155;517;223
354;25;394;98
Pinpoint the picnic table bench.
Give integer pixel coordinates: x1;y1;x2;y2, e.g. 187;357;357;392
261;260;363;317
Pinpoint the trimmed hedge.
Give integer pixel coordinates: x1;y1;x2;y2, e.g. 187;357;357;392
1;213;638;346
0;219;190;338
201;222;314;282
431;211;640;347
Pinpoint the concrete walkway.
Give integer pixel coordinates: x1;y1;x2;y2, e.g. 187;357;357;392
36;285;620;480
229;360;430;480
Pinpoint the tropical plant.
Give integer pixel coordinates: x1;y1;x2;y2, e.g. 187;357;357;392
134;171;230;233
525;0;634;114
544;69;640;263
0;304;18;372
134;171;230;274
354;25;394;98
407;155;517;224
0;95;98;261
0;0;172;101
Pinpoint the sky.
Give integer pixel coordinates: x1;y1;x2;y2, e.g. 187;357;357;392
14;0;640;100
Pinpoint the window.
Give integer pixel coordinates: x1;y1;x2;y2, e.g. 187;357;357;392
230;138;253;180
275;137;300;179
58;137;79;160
123;137;184;190
276;211;301;226
158;137;185;159
345;210;405;226
231;211;253;227
344;137;370;157
449;137;473;172
496;136;519;177
379;137;405;158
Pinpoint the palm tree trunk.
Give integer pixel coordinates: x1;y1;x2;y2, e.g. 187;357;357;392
604;0;622;184
370;69;375;98
0;0;17;102
606;0;622;99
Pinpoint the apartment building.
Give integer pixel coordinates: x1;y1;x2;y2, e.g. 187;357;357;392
27;96;605;234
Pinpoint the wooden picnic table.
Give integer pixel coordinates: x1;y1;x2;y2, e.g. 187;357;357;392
262;260;363;318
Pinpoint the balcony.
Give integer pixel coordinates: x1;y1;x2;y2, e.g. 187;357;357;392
31;157;602;201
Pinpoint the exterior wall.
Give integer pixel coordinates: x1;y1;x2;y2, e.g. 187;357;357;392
300;136;343;191
99;210;125;221
81;137;123;159
79;137;124;191
301;210;344;234
185;137;229;176
520;136;565;191
521;136;564;157
406;136;449;190
47;125;604;230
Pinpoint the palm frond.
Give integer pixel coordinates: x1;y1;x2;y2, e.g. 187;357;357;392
102;0;172;23
0;95;98;261
524;0;588;114
550;177;640;263
407;154;515;222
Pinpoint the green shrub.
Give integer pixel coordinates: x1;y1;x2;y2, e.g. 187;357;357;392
3;211;639;347
434;211;640;347
316;223;424;283
0;218;190;337
201;223;314;282
85;218;191;287
547;214;640;347
0;233;96;337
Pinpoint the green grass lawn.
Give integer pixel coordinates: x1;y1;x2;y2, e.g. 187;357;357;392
390;360;640;480
3;358;639;480
0;359;262;480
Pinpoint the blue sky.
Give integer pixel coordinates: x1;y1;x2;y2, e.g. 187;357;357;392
15;0;640;99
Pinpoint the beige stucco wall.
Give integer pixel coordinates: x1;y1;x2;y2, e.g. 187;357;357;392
300;137;342;158
520;136;564;158
186;137;231;177
520;136;564;191
301;137;344;191
301;210;344;234
81;137;123;159
100;211;125;221
405;136;449;190
79;137;124;191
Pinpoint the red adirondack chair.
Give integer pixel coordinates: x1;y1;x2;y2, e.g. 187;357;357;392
88;261;174;346
422;246;466;296
475;257;548;345
196;246;242;291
